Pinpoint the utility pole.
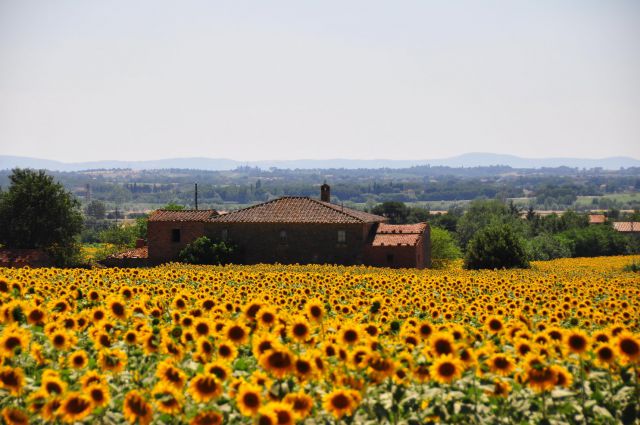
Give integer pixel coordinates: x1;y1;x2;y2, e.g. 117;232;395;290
195;183;198;210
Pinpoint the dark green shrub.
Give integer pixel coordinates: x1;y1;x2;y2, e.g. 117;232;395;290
178;237;236;265
464;224;529;270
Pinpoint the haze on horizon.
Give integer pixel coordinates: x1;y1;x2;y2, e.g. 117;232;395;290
1;1;639;163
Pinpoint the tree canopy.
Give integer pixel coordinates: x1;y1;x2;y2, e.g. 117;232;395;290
0;169;83;250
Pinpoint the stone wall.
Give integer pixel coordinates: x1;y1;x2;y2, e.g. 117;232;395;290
147;221;206;264
205;222;375;265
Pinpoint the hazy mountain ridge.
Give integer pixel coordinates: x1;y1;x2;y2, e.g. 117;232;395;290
1;153;639;171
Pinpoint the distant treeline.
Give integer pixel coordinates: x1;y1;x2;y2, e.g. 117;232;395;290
0;165;638;210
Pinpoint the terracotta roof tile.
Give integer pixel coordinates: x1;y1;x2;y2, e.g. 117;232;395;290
148;209;219;222
371;222;428;247
371;233;422;247
211;197;386;224
588;214;606;224
376;223;428;234
613;222;640;232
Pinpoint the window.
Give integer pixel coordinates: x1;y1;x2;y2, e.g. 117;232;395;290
171;229;181;243
279;229;287;242
221;229;228;241
337;230;346;243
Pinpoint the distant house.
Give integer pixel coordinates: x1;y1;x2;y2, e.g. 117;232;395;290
612;222;640;233
146;184;431;269
588;214;606;224
0;249;53;268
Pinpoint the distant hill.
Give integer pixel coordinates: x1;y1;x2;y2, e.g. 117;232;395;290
1;153;639;171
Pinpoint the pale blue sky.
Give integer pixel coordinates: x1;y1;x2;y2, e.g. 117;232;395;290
1;1;639;162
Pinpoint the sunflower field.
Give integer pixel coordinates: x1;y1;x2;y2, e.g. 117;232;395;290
0;256;639;425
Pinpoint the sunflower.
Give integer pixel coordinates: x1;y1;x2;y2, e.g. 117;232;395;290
283;392;314;419
256;408;279;425
189;410;224;425
1;407;29;425
107;298;127;320
42;374;67;396
59;392;93;423
257;307;278;329
259;346;294;378
98;348;127;373
243;301;263;322
194;319;212;338
123;390;153;425
253;333;277;358
305;300;325;323
216;341;238;361
323;388;361;419
223;321;250;345
614;331;640;364
156;359;187;390
263;402;296;425
124;330;139;345
196;337;215;362
489;379;511;398
551;365;573;388
524;355;556;392
236;384;263;416
289;317;311;343
594;343;617;367
428;332;456;358
152;383;183;414
80;370;106;390
0;366;24;395
487;353;516;377
417;322;433;340
0;325;29;358
340;324;365;348
50;330;75;351
69;350;89;369
86;382;110;408
564;330;590;356
485;315;504;334
430;354;463;384
189;373;222;403
368;354;396;382
205;360;232;382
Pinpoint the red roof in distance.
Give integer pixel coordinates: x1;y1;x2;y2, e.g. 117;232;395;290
148;209;219;222
211;197;386;224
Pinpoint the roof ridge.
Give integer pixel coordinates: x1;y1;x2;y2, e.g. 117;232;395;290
309;198;371;223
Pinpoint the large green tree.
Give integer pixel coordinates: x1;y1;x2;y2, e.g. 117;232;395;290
0;169;83;251
464;224;530;270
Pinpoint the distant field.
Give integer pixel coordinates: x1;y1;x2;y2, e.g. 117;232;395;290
576;193;640;206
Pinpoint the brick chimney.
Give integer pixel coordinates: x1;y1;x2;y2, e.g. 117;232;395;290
320;183;330;203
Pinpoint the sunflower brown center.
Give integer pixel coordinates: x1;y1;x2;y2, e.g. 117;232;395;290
620;338;639;356
196;377;218;394
331;394;351;409
228;326;245;341
127;396;149;416
438;362;456;377
434;340;452;355
568;335;587;351
293;324;308;337
343;330;358;343
66;397;91;414
5;336;21;350
268;351;292;369
243;392;259;407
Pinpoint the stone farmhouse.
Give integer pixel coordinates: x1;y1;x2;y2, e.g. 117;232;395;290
146;185;431;268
